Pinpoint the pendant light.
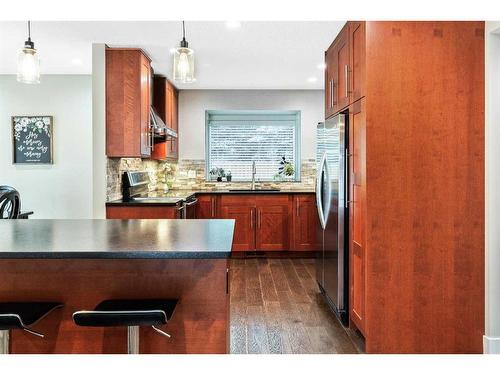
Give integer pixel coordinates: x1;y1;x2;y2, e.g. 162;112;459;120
173;21;195;83
17;21;40;84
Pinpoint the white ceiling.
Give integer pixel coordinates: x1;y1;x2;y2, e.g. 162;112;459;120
0;21;345;89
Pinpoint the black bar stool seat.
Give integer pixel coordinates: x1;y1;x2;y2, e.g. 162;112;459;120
73;299;177;327
0;302;63;354
72;299;178;354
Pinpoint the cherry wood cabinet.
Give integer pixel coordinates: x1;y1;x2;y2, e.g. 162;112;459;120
106;193;318;253
153;77;179;132
324;21;484;353
333;27;350;113
324;22;366;118
196;194;218;219
292;194;321;251
151;140;178;161
152;77;179;161
219;195;255;252
218;193;312;252
106;48;152;158
106;205;181;219
255;195;291;251
348;98;366;335
325;47;335;119
348;21;365;104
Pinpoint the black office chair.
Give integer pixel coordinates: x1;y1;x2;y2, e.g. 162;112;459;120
73;299;178;354
0;302;63;354
0;186;20;219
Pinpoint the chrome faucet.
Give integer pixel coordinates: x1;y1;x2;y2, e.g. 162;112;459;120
251;161;257;190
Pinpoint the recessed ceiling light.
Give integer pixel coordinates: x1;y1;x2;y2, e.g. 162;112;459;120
225;21;241;29
307;77;318;83
317;63;326;70
71;58;82;65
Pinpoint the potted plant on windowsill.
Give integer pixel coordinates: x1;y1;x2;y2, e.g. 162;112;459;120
226;171;232;182
276;156;295;181
209;167;226;182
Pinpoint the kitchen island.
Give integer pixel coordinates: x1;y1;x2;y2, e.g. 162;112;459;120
0;219;234;354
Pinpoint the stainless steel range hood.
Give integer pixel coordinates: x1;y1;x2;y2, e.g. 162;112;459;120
150;107;177;138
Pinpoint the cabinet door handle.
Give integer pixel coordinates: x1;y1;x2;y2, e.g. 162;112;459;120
151;128;154;151
331;79;336;108
296;200;300;217
211;197;215;218
345;64;349;98
250;208;254;229
258;209;262;228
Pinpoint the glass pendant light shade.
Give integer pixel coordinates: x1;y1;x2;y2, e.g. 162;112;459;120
173;46;194;83
17;45;40;84
173;21;195;83
17;21;40;84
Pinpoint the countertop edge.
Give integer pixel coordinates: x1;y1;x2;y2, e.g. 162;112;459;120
106;190;315;206
0;251;231;260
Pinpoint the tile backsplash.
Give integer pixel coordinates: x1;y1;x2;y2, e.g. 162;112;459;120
107;158;316;201
170;159;316;191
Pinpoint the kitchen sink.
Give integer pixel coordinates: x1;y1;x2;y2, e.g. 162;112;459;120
228;189;281;192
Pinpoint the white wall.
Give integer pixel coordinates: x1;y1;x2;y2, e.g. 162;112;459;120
0;75;92;219
178;90;324;160
485;21;500;354
92;44;107;219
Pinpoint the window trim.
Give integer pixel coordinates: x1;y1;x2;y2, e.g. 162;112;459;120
205;110;301;182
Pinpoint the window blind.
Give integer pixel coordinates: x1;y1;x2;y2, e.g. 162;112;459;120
206;112;300;182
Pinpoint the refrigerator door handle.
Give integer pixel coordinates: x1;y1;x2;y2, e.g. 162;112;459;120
323;154;332;226
316;152;330;230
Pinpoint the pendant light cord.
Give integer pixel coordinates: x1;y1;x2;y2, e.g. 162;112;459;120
182;21;186;40
27;20;31;41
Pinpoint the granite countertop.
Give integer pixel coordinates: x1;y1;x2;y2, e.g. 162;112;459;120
0;219;234;259
195;189;316;194
106;189;315;206
106;190;196;206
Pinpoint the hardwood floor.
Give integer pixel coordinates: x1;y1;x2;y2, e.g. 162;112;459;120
229;258;360;354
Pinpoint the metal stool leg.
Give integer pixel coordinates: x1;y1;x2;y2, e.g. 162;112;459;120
0;330;9;354
127;326;139;354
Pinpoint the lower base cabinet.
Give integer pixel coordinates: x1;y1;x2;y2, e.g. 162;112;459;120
292;194;322;251
255;195;291;251
106;205;181;219
106;193;319;253
195;194;218;219
219;195;255;251
219;194;311;252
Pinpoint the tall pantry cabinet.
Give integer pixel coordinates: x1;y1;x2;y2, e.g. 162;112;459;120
325;21;484;354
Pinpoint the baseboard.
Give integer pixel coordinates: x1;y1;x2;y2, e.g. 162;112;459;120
483;335;500;353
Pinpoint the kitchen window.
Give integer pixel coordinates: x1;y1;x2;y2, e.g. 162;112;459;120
206;110;301;182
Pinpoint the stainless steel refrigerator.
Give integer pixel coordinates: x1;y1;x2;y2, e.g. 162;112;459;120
315;113;349;325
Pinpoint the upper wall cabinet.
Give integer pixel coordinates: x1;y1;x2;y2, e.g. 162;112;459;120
106;48;152;158
152;76;179;161
349;21;366;104
153;76;179;133
325;22;365;118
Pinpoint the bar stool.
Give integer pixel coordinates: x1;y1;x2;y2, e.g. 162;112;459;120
0;302;63;354
0;186;20;219
72;299;178;354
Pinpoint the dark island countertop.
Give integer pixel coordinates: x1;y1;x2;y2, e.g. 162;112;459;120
0;219;234;259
